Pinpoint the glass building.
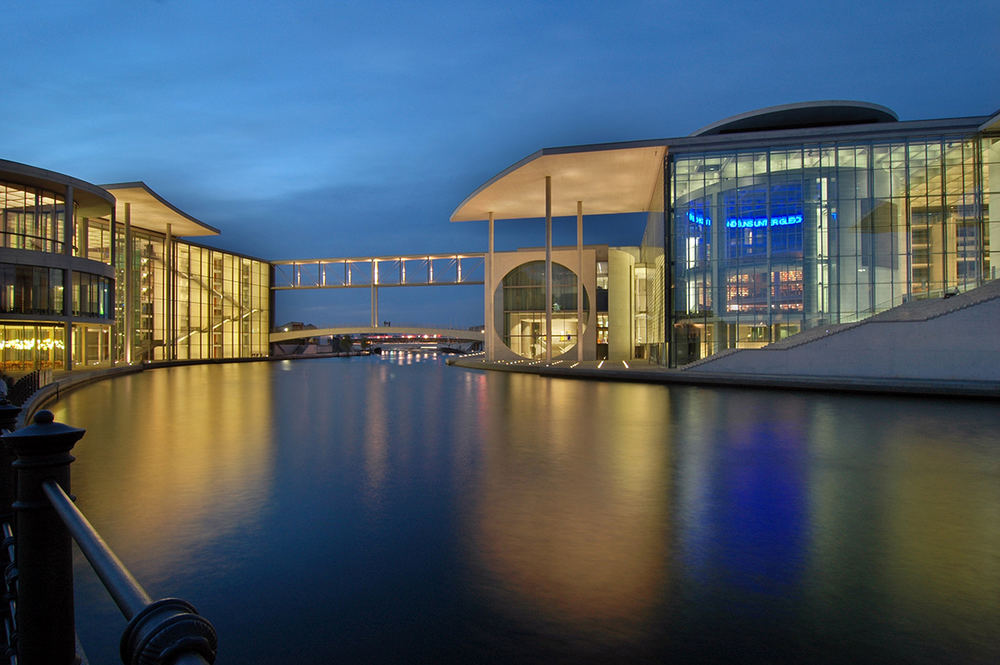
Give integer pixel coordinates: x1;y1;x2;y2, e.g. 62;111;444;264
451;101;1000;367
668;105;998;366
0;163;270;375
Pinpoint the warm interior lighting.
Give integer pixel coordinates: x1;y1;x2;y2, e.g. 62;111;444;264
0;337;65;351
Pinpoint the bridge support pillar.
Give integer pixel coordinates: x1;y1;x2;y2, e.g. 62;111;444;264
370;284;378;328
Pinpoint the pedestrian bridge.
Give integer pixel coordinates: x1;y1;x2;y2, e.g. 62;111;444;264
270;326;484;343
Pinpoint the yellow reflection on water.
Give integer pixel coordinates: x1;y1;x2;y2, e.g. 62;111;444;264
881;425;1000;625
48;364;275;582
804;400;1000;638
467;375;671;638
363;362;390;507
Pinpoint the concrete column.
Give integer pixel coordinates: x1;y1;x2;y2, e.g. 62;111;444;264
124;202;133;364
63;186;74;258
989;138;1000;280
545;176;552;362
608;249;636;361
487;211;495;360
108;204;117;363
165;223;173;361
577;200;583;361
63;186;74;371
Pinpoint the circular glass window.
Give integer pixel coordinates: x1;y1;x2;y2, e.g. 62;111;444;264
495;261;589;360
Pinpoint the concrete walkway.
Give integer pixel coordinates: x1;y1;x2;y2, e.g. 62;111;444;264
447;354;1000;398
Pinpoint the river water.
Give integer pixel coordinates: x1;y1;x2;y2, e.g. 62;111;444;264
48;355;999;664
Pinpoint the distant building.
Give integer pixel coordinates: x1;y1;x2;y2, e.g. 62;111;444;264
452;101;1000;366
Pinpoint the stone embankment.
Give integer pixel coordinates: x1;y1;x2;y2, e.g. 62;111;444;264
449;280;1000;398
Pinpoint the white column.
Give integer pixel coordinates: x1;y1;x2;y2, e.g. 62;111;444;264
487;211;495;360
64;186;74;370
165;222;173;361
989;139;1000;280
124;202;133;364
545;176;552;362
577;200;583;361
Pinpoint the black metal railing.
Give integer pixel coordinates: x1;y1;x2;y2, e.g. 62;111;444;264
0;403;217;665
6;371;52;408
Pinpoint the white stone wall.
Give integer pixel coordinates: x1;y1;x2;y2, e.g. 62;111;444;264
687;296;1000;381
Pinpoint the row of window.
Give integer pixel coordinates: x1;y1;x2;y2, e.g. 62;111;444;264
1;181;116;264
0;263;111;319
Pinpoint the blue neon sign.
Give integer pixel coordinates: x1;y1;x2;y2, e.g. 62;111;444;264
725;213;803;228
687;211;711;225
687;211;803;228
685;183;804;229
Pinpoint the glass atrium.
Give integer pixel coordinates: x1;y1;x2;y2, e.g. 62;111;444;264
669;134;1000;365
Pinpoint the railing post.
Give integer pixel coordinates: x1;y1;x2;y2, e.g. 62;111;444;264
3;410;85;665
0;400;22;521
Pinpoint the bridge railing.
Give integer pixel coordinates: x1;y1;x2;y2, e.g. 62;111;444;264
0;403;217;665
270;253;484;290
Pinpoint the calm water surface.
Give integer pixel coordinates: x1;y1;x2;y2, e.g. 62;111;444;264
49;355;1000;664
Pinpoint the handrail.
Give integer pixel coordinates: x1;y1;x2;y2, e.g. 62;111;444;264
42;481;151;619
43;481;216;665
1;410;218;665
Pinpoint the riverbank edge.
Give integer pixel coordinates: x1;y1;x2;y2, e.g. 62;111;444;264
15;352;365;428
446;356;1000;399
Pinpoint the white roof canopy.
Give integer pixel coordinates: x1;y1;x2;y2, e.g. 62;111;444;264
451;145;666;222
102;182;220;237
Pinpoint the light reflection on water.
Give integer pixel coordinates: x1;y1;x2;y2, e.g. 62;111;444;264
48;356;1000;664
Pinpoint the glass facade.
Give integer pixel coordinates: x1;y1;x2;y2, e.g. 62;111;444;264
75;215;113;264
0;264;65;315
113;226;270;363
496;261;589;360
668;133;998;366
170;242;269;361
0;323;66;371
71;323;112;369
71;271;111;318
1;181;68;254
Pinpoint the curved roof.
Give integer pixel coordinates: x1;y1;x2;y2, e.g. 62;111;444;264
690;100;898;137
102;182;219;237
451;144;666;222
981;108;1000;133
0;159;114;216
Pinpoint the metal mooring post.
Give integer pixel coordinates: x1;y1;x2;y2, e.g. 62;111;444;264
3;410;84;665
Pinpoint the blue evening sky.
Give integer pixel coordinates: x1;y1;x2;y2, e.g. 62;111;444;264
3;0;997;327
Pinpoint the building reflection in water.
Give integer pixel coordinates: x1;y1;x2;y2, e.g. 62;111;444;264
466;374;672;639
48;358;1000;664
48;363;276;585
671;388;810;594
804;400;1000;653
